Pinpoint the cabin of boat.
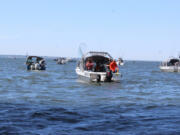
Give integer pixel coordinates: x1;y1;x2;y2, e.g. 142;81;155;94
160;58;180;72
26;56;46;70
76;51;121;82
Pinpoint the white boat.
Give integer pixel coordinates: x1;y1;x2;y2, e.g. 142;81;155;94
117;58;124;66
76;51;122;82
56;57;68;64
160;57;180;72
66;57;77;63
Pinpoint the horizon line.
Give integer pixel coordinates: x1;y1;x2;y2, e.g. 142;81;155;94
0;53;162;62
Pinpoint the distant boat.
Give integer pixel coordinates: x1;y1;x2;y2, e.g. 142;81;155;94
26;56;46;70
55;57;68;64
117;58;124;66
66;57;77;63
76;51;122;82
160;57;180;72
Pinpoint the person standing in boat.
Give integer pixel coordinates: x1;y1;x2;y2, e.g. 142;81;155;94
86;59;94;71
95;62;101;72
109;59;119;73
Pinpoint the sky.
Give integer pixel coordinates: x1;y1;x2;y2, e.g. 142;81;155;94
0;0;180;61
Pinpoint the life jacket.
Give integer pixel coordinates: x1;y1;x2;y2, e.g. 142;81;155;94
110;61;118;72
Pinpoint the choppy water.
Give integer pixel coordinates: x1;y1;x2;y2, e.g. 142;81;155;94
0;57;180;135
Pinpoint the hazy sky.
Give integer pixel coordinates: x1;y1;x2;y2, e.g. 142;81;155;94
0;0;180;60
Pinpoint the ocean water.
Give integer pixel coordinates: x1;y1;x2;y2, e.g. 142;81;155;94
0;57;180;135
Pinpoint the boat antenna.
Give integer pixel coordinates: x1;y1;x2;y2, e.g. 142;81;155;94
78;42;87;58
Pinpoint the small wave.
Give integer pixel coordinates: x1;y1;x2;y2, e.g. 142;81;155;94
30;107;86;124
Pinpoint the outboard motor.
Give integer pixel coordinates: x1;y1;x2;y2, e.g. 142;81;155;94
97;75;101;82
106;69;112;82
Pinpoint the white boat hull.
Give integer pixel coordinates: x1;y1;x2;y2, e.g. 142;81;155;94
160;66;180;72
76;68;121;82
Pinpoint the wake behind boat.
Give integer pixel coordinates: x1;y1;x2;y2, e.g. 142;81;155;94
76;51;122;82
160;57;180;72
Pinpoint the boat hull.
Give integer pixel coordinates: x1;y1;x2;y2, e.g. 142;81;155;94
76;68;121;82
160;66;180;72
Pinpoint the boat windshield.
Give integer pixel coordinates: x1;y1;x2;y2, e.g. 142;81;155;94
26;56;44;64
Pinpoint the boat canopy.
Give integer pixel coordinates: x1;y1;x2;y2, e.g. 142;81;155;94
169;58;180;65
26;56;44;64
82;51;113;63
83;51;113;59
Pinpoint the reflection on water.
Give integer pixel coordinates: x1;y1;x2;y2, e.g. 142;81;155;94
0;57;180;134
